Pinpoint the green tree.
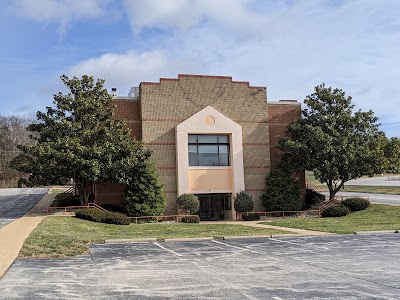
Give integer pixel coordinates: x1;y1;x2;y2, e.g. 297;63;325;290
118;159;166;217
11;75;154;206
261;166;302;211
279;84;386;199
385;137;400;174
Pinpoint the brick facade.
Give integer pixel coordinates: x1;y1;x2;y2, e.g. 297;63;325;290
95;75;303;215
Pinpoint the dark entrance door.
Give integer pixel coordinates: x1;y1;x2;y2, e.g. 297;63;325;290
197;194;231;221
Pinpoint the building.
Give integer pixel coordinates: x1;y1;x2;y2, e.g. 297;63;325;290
95;74;303;220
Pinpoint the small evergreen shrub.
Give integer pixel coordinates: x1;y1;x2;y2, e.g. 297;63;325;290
303;189;325;209
261;167;303;211
176;194;200;214
234;191;254;212
101;211;131;225
100;203;126;213
321;204;351;218
75;209;130;225
181;216;200;223
342;198;370;211
242;213;261;221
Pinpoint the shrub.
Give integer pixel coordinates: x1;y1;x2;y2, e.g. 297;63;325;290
75;209;130;225
303;189;325;209
261;167;302;211
234;191;254;212
181;216;200;223
100;203;126;213
342;198;370;212
321;204;351;218
242;213;261;221
176;194;200;214
101;211;131;225
53;195;81;207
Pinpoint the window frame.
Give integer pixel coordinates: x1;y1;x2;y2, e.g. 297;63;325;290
188;134;230;167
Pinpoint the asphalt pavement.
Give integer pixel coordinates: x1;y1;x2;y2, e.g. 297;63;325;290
0;188;48;228
0;234;399;299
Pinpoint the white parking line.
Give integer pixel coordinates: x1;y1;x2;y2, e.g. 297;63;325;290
212;240;260;254
272;296;285;300
269;238;330;250
153;242;183;257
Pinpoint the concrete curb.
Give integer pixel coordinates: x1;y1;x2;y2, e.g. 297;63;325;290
164;237;214;242
104;238;157;244
354;230;400;235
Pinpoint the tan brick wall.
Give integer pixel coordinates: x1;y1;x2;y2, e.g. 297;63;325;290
140;75;270;214
96;77;305;215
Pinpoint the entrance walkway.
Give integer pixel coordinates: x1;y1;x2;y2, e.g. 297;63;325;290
0;192;55;278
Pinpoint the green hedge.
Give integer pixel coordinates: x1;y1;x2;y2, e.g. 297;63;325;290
342;198;370;212
75;209;130;225
181;216;200;223
322;204;351;218
242;214;261;221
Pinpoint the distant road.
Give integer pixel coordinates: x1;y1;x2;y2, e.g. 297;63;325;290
346;176;400;186
323;191;400;205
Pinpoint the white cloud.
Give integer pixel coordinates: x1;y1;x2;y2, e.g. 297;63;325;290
67;50;204;94
9;0;113;35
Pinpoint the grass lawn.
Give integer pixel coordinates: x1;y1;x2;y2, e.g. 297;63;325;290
265;204;400;234
20;217;290;258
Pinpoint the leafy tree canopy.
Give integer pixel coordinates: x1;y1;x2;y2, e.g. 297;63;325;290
384;137;400;174
11;75;151;205
279;84;386;199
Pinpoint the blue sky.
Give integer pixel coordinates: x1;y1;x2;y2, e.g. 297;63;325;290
0;0;399;137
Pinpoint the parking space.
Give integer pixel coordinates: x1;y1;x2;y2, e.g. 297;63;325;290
1;234;399;299
0;188;48;228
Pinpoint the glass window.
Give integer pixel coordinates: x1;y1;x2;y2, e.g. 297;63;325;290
188;134;230;166
198;135;218;143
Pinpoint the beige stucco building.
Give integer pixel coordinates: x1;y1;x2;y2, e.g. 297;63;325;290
95;74;303;220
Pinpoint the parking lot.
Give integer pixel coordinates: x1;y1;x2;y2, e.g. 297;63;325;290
0;234;399;299
0;188;48;228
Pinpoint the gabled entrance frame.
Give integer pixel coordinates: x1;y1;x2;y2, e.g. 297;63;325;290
176;106;245;220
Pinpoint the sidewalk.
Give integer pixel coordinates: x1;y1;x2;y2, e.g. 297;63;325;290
202;220;334;236
0;193;55;278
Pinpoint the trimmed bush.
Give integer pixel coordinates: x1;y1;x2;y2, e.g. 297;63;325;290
342;198;370;212
53;195;81;207
303;189;325;210
176;194;200;214
75;209;130;225
234;191;254;212
242;213;261;221
321;204;351;218
101;211;131;225
261;167;302;211
181;216;200;223
100;203;126;213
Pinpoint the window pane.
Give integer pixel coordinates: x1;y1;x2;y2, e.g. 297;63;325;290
188;145;197;152
198;135;218;143
219;153;229;166
219;145;229;153
189;152;198;166
198;145;218;153
199;153;219;166
188;135;197;143
218;135;229;143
